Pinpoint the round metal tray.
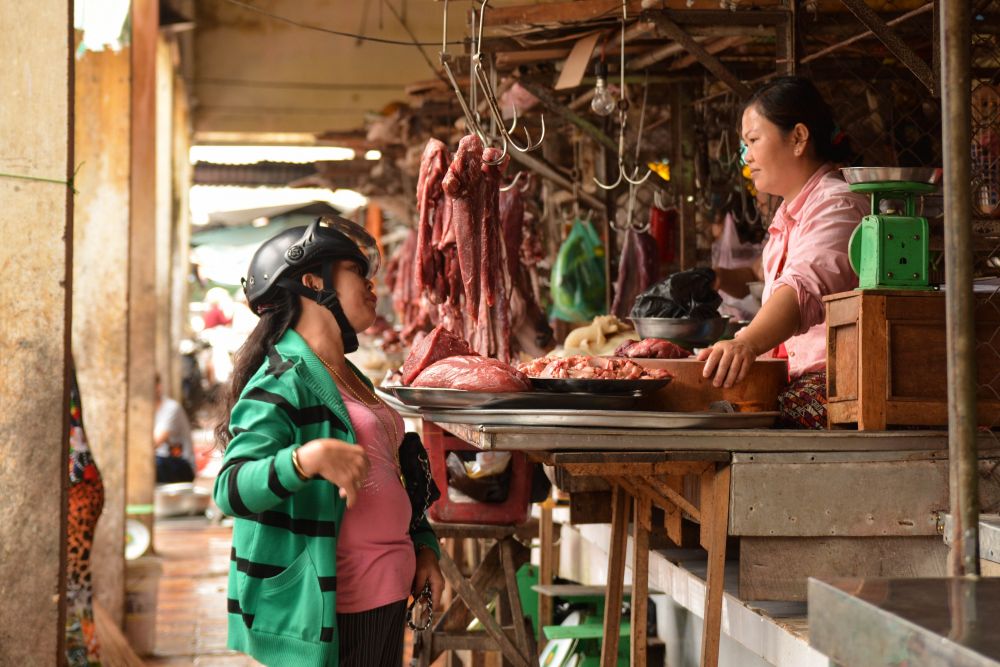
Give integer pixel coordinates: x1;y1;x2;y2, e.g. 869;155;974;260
631;317;729;348
529;377;671;395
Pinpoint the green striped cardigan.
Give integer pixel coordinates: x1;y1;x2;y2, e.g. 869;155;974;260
213;328;440;666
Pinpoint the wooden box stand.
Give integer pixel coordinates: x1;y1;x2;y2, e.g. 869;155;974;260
824;289;1000;429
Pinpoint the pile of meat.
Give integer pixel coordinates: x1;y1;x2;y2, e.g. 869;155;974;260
613;338;691;359
401;325;531;392
385;135;552;362
517;355;672;381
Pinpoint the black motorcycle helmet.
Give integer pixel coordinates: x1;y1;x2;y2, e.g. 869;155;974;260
242;215;381;353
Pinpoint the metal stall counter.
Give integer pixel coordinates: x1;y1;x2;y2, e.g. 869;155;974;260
419;412;1000;667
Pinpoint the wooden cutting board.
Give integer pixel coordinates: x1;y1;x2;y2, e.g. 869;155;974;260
631;357;789;413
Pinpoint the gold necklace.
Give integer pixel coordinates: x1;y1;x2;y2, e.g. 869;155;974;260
315;350;380;408
315;351;403;486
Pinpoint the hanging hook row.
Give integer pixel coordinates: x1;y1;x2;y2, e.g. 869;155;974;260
438;0;545;167
593;3;652;191
472;0;545;156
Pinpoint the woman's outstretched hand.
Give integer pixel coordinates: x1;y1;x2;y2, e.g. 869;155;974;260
296;439;370;508
697;337;758;388
413;547;445;609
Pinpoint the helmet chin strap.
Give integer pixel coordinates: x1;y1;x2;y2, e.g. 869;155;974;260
276;259;361;354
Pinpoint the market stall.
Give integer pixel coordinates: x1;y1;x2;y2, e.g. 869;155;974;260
337;1;1000;666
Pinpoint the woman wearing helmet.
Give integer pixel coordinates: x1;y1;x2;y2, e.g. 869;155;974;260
214;216;443;666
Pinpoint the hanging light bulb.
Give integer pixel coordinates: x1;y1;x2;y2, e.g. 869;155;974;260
590;61;616;117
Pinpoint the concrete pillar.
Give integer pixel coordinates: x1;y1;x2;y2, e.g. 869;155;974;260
73;46;132;627
126;0;159;541
0;1;74;663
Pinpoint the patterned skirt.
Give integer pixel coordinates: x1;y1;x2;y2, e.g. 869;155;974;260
776;371;828;430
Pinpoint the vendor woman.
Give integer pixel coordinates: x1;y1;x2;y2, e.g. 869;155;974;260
698;76;868;428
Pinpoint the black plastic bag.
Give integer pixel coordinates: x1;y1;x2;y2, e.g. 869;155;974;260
630;267;722;319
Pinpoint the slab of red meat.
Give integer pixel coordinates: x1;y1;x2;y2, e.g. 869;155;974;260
614;338;691;359
400;325;473;385
411;355;531;392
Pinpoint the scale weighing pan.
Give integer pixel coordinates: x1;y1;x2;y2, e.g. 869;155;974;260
530;377;671;395
841;167;942;185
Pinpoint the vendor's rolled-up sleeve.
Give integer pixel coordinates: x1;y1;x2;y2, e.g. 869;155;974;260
771;195;862;335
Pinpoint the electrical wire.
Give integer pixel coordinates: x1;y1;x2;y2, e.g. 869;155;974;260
380;0;447;83
222;0;465;46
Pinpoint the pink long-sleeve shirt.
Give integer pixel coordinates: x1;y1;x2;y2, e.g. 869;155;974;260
761;163;868;378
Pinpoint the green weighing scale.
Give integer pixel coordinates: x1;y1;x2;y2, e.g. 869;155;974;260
842;167;942;291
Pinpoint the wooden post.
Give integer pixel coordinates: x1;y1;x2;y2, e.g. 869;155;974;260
630;495;651;667
538;501;555;649
169;64;192;401
700;465;732;667
155;36;175;391
601;484;631;667
73;45;133;626
670;83;698;270
126;0;159;545
0;0;74;661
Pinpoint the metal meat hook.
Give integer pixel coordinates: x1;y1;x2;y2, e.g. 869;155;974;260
439;0;487;144
471;0;545;155
499;170;525;192
593;12;651;190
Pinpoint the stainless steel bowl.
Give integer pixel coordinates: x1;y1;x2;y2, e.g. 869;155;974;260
840;167;942;185
631;317;729;348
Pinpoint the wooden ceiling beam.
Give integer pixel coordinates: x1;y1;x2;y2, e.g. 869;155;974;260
646;12;752;98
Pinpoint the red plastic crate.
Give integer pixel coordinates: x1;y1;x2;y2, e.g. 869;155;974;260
422;422;531;525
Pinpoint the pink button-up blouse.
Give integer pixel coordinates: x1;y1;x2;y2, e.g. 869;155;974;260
761;163;868;378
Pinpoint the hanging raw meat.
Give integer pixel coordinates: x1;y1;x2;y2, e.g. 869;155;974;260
442;134;484;317
398;134;552;364
414;139;449;295
611;228;659;319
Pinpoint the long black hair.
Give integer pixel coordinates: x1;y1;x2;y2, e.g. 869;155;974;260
744;76;852;163
215;288;301;448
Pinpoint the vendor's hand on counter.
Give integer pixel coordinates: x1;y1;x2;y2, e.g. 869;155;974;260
296;439;370;508
697;338;758;388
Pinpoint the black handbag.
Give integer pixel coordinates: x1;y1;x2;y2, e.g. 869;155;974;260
399;432;441;533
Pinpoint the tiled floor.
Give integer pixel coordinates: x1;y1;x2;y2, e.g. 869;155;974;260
143;515;431;666
146;516;262;667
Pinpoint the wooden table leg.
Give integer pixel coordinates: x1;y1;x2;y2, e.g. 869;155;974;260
601;483;631;667
539;500;554;650
699;465;731;667
501;538;538;665
630;494;651;667
438;550;532;667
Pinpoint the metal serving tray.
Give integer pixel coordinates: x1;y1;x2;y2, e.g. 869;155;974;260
529;377;671;395
422;408;779;430
374;388;421;416
388;386;641;410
